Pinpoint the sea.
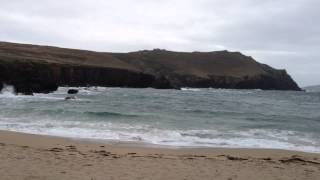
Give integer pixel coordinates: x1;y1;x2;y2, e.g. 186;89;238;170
0;86;319;153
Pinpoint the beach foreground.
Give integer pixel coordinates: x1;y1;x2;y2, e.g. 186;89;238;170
0;131;319;180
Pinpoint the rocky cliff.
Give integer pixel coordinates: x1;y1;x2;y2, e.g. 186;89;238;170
0;42;301;94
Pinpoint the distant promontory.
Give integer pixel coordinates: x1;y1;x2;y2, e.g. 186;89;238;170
0;42;301;94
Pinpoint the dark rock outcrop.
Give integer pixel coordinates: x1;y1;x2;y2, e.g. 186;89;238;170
67;89;79;94
0;42;301;94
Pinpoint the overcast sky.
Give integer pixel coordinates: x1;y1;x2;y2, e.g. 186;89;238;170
1;0;319;86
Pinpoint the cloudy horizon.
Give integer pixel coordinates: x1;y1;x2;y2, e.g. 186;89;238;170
1;0;319;87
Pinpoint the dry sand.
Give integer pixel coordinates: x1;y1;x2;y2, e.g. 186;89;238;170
0;130;319;180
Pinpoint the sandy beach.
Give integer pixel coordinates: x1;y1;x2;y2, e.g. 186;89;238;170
0;130;319;180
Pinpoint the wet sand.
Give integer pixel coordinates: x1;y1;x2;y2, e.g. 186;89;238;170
0;130;319;180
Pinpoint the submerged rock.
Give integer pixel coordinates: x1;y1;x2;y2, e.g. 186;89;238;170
65;96;76;100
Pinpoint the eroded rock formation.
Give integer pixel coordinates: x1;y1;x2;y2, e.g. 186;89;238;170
0;42;301;94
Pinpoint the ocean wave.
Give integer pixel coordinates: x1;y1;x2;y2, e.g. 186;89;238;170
0;118;319;153
29;109;140;119
180;88;201;92
85;111;140;118
1;87;320;153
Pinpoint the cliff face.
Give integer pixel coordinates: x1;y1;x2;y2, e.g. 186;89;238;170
0;42;301;94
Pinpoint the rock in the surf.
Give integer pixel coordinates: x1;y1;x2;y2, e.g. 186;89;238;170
67;89;79;94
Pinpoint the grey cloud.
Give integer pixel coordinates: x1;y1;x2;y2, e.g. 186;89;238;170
0;0;319;86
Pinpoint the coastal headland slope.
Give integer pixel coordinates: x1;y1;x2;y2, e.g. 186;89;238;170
0;42;301;94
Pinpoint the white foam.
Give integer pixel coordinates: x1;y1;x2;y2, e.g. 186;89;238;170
0;84;16;97
0;118;319;153
1;86;319;153
180;88;201;92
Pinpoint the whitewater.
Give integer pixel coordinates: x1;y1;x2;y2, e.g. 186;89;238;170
0;86;319;153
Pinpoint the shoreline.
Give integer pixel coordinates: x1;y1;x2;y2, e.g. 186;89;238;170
2;129;319;154
1;130;320;179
